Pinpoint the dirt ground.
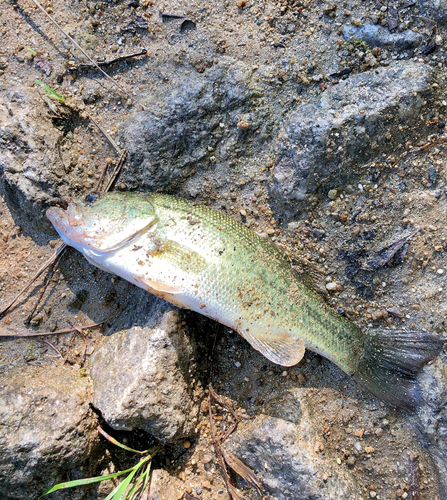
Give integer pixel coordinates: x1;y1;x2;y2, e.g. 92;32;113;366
1;0;447;499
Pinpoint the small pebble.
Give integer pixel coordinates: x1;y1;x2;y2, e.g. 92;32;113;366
234;361;241;368
326;282;339;291
183;441;191;449
328;189;337;200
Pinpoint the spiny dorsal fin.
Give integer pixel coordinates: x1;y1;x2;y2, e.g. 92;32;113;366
291;257;328;298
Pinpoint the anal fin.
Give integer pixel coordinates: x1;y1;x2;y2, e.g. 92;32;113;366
238;327;306;367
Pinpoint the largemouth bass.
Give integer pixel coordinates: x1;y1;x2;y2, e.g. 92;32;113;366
47;192;443;409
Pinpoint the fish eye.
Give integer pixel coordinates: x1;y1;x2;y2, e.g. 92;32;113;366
85;193;98;204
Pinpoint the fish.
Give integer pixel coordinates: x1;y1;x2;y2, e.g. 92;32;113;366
46;192;444;409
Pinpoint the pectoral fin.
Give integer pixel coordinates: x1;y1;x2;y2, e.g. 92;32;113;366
155;240;209;274
238;328;306;367
134;276;183;294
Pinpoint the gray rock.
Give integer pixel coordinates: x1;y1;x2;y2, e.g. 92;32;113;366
270;62;434;218
0;87;65;232
119;59;272;194
420;0;447;26
90;298;204;442
418;353;447;498
225;389;362;500
342;24;422;52
0;364;101;499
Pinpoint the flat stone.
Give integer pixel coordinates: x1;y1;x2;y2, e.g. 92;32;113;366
342;24;422;52
0;87;66;232
119;58;272;194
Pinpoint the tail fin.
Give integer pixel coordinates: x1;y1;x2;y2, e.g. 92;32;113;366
353;329;444;410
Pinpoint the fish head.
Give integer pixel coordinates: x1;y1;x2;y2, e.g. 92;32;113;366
46;192;157;253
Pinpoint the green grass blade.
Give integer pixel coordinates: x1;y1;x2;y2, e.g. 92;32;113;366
102;482;123;500
110;466;140;500
126;473;145;500
40;465;138;497
141;460;153;498
35;80;65;103
97;425;151;454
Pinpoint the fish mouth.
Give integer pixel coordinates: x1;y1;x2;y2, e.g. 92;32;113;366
46;200;91;247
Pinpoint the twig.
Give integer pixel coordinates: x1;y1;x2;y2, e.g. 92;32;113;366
62;331;75;364
0;307;122;337
40;338;63;359
208;386;235;499
409;454;421;500
87;115;122;154
0;243;66;318
28;0;141;107
408;136;447;155
67;49;148;71
25;249;63;324
104;149;127;192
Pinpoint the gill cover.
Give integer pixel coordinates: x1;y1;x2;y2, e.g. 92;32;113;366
46;192;157;253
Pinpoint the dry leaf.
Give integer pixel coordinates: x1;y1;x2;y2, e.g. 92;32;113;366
222;448;264;493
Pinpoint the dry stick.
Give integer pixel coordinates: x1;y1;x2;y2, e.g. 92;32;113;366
104;150;127;192
67;49;148;71
408;136;447;155
25;248;63;324
208;387;236;500
28;0;140;107
0;308;122;337
40;338;63;359
0;243;66;318
87;115;122;154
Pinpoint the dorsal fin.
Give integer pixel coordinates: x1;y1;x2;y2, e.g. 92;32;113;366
291;257;328;298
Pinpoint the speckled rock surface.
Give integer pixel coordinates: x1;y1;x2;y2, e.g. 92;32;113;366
0;87;65;232
120;58;273;195
342;24;422;52
418;353;447;498
270;62;435;218
225;390;362;500
420;0;447;26
0;364;101;499
90;299;205;442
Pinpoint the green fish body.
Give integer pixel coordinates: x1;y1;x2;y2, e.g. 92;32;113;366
47;192;443;408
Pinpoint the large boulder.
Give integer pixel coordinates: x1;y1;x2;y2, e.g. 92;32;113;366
225;389;362;500
0;364;101;499
90;296;212;442
270;62;435;218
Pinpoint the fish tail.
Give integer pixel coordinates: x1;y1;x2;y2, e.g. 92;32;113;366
352;329;444;410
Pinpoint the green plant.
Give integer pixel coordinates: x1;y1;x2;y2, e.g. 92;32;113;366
35;79;65;103
40;426;160;500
